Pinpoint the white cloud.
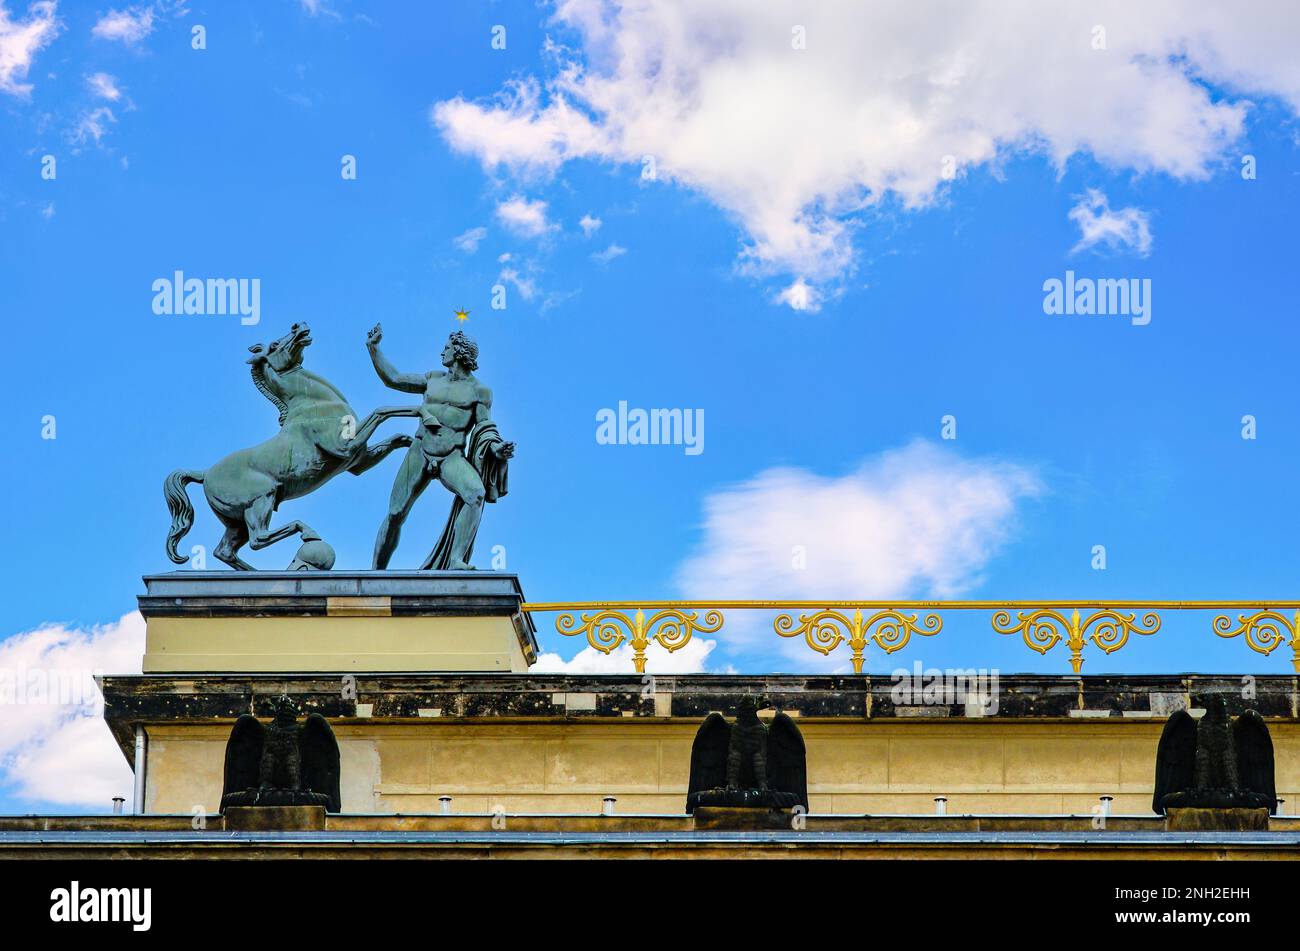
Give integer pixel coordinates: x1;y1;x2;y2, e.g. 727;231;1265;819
775;277;821;312
435;76;607;173
1068;188;1153;257
495;194;554;238
0;0;60;98
69;105;116;146
534;636;716;673
300;0;341;19
39;200;53;218
579;213;602;236
675;441;1040;660
276;87;313;109
495;254;577;311
453;225;488;253
590;242;625;264
0;612;143;808
91;6;154;45
497;257;540;300
85;71;121;101
433;1;1300;301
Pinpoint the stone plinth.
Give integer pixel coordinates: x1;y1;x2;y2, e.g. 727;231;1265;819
692;807;794;830
138;571;536;673
1165;807;1270;832
688;787;801;812
223;805;326;831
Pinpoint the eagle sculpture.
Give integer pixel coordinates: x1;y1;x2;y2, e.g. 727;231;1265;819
1152;694;1275;815
220;695;341;813
686;695;808;813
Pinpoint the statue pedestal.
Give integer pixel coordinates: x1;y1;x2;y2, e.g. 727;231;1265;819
138;571;537;673
223;805;326;831
688;787;801;811
221;788;331;810
692;807;794;831
1165;808;1270;832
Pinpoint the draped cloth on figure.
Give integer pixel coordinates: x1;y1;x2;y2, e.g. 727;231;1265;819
419;421;509;570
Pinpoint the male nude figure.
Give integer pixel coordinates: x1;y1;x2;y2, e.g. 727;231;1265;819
366;324;515;569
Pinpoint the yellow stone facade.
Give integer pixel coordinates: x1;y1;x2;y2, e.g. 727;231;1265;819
142;614;532;673
142;718;1300;817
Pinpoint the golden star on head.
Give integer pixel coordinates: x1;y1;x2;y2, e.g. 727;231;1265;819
453;307;470;324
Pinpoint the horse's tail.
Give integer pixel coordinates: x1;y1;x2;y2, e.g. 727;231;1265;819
164;469;204;564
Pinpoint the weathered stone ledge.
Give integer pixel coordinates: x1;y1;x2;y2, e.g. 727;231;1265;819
138;570;534;628
4;825;1300;861
99;672;1300;763
7;813;1300;832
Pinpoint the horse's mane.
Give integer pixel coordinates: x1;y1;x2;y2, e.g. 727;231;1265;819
299;367;349;405
250;361;289;427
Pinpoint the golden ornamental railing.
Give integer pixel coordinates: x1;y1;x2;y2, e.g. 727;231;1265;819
520;601;1300;674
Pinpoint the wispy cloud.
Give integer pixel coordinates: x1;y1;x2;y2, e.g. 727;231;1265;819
300;0;342;20
1068;189;1153;257
274;87;314;109
496;252;539;300
85;71;122;101
494;251;577;312
453;225;488;253
0;0;61;98
774;277;821;312
590;242;626;264
91;6;155;45
68;106;116;147
495;194;554;239
578;213;601;237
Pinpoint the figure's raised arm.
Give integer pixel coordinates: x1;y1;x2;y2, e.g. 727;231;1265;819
366;323;426;393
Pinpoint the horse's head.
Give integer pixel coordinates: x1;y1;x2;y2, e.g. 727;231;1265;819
247;322;313;373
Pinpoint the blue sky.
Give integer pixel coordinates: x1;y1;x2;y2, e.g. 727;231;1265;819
0;0;1299;808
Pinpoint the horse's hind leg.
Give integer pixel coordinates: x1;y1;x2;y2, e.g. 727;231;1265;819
244;493;319;551
214;516;254;570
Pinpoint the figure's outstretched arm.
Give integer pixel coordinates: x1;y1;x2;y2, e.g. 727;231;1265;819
366;323;426;393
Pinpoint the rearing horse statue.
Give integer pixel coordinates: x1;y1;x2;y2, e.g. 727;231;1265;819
164;322;418;569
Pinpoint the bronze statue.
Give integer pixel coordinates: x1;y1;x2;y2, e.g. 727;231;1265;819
366;324;515;570
164;323;419;569
1152;694;1276;814
221;695;341;812
686;695;808;813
